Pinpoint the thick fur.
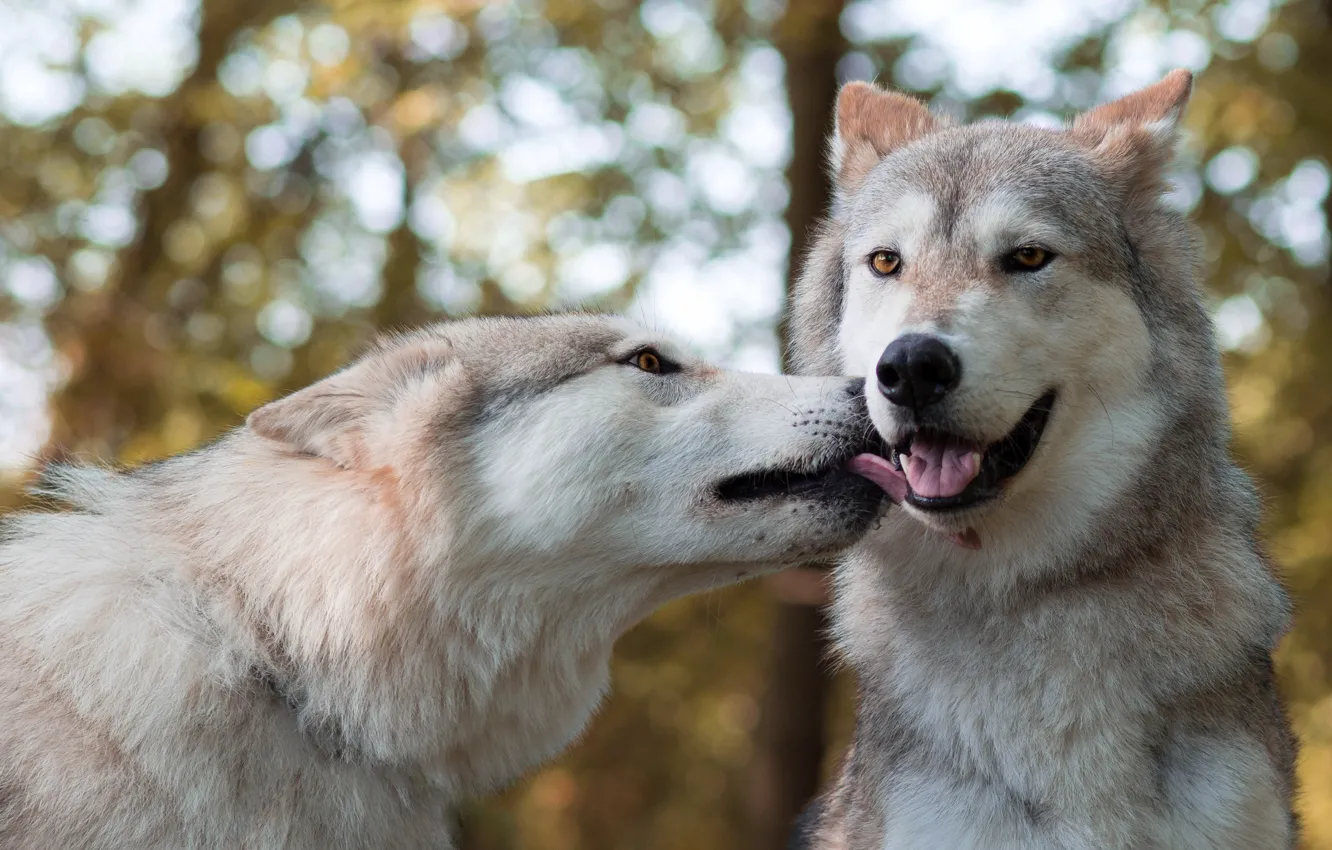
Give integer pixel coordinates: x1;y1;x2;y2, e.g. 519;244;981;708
788;72;1298;849
0;314;885;849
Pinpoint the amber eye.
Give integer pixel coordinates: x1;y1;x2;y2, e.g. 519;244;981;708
1005;245;1053;272
869;250;901;277
634;350;662;373
622;347;680;374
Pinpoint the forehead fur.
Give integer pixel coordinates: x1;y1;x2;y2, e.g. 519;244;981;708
850;124;1122;246
245;313;652;468
375;313;642;385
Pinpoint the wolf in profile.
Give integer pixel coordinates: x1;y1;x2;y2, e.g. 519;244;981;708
0;313;887;849
788;71;1298;849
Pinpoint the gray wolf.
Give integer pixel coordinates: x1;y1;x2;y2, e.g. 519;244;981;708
787;70;1298;849
0;313;886;849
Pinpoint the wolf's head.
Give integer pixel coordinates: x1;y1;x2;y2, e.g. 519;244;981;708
246;314;884;587
790;71;1231;551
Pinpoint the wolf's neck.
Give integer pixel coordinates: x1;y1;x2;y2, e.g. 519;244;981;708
162;438;637;798
835;444;1280;686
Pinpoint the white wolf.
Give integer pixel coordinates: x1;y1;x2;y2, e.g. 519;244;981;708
0;313;887;849
788;71;1298;849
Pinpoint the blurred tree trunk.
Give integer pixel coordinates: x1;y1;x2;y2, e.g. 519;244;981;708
46;0;301;457
744;4;846;849
377;135;430;330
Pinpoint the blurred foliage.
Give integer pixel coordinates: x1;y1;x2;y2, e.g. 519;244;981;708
1;0;1331;847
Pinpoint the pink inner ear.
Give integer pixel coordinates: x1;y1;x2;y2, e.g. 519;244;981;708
247;389;364;457
1069;70;1193;201
1072;69;1193;144
833;82;940;192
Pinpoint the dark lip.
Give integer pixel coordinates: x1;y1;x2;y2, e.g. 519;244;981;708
714;433;889;504
714;464;844;502
893;390;1056;513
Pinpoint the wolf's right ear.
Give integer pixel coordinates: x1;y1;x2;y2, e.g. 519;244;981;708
831;82;940;195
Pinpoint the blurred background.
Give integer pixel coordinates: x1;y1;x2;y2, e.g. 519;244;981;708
0;0;1329;846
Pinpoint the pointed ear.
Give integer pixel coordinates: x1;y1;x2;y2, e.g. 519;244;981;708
1071;70;1193;202
246;366;377;467
831;82;941;194
246;332;456;468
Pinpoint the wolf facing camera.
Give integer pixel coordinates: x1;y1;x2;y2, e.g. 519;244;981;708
788;71;1298;849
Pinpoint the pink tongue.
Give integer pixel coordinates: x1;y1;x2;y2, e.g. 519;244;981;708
847;453;908;503
904;435;981;499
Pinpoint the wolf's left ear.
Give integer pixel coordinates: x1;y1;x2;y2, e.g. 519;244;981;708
246;334;456;468
246;366;377;467
1071;69;1193;202
831;82;941;195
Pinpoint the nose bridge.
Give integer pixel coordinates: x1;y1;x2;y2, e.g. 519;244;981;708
902;244;976;331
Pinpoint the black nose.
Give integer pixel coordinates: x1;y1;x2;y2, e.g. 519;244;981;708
876;334;961;410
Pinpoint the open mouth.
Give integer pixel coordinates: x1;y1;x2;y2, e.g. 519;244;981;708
888;390;1056;512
